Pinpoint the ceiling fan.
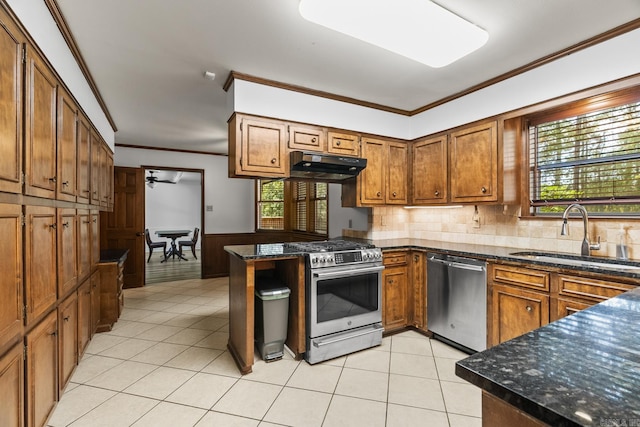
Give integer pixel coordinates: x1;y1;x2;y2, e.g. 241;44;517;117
146;170;178;188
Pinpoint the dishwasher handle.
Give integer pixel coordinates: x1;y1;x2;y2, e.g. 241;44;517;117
428;255;485;272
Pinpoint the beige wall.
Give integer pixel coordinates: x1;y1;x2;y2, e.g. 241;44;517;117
347;205;640;261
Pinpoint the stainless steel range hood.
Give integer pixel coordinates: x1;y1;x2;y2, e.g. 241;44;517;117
289;151;367;182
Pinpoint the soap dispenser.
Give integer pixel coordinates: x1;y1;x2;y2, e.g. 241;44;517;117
616;226;629;260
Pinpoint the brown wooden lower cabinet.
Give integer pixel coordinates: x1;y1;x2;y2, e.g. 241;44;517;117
26;311;58;427
90;271;101;335
0;343;24;427
382;251;409;332
553;297;593;320
490;284;549;346
410;251;426;331
482;391;548;427
58;293;78;394
77;278;92;358
97;254;126;332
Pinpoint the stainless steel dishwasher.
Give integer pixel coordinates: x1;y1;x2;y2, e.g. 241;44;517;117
427;253;486;352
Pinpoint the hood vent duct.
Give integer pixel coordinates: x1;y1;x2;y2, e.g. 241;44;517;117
289;151;367;182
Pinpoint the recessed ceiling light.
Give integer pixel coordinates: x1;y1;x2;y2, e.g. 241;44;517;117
299;0;488;67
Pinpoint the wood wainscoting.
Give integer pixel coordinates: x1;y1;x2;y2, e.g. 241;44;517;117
203;231;325;278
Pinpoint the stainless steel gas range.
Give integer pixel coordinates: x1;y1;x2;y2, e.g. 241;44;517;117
284;240;384;364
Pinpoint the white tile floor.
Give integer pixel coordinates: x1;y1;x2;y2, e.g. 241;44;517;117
49;277;482;427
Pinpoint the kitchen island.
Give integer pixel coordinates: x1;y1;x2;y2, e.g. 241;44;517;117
456;286;640;426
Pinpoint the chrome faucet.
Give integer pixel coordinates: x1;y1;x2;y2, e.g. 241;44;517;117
560;203;600;256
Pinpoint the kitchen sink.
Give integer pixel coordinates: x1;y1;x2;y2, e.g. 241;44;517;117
508;251;640;272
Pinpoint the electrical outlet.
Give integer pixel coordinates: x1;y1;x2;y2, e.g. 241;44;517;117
206;205;213;212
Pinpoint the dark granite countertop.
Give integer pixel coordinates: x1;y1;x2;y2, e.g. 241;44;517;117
456;286;640;426
225;237;640;279
99;249;129;263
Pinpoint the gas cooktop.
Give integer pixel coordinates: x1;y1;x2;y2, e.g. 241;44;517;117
283;239;374;253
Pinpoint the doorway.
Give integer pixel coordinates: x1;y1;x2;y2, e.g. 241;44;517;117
143;166;204;284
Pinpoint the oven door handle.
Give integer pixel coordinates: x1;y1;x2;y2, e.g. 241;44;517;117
312;265;385;278
312;324;383;348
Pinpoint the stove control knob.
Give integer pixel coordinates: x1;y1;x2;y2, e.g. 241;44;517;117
312;257;318;264
320;257;326;263
375;251;381;259
363;252;370;260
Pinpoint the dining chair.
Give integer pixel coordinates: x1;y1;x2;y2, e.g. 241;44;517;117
145;229;167;263
178;227;199;259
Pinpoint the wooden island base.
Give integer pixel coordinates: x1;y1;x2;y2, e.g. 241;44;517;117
227;253;306;374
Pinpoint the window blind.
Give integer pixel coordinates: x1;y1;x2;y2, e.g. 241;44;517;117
529;99;640;214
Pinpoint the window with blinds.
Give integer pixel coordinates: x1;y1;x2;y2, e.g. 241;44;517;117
292;182;328;234
529;96;640;215
257;180;284;230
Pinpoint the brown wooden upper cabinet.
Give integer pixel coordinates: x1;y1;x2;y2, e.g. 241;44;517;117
0;8;25;195
90;130;102;205
449;121;498;203
327;131;360;157
345;137;408;206
288;124;326;152
76;114;91;204
24;44;58;199
229;114;288;178
412;135;448;205
57;87;78;202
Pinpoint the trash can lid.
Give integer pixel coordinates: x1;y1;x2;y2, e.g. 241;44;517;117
256;287;290;299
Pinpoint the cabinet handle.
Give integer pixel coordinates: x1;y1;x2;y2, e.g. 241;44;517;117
414;255;419;262
526;305;532;312
63;316;70;322
392;192;397;197
49;223;57;230
311;137;316;142
49;177;57;183
377;191;381;197
270;158;277;164
481;186;487;193
63;222;70;228
50;330;57;337
92;218;97;223
83;189;91;193
434;190;439;196
336;141;341;146
62;181;69;187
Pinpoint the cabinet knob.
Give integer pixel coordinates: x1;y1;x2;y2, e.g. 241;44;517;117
392;192;397;197
434;190;439;196
336;141;341;146
62;181;69;187
49;177;57;183
414;255;419;262
49;223;57;230
311;137;316;142
481;186;487;193
63;316;70;322
526;305;532;312
270;158;277;164
62;222;70;228
377;191;381;197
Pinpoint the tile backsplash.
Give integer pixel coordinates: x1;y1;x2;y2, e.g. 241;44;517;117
344;205;639;260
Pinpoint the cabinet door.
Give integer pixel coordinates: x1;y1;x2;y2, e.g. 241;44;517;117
25;206;57;326
387;141;408;204
553;297;593;321
90;272;101;334
24;45;57;199
100;144;109;207
412;136;447;204
106;151;114;210
56;87;77;202
288;124;326;152
77;279;91;357
360;137;385;205
410;251;426;330
76;115;91;203
327;131;359;156
26;311;58;427
383;266;408;331
90;131;101;205
0;9;24;194
90;211;100;267
450;121;498;203
0;204;22;354
58;293;77;393
490;284;549;346
0;343;24;427
239;117;287;175
77;210;91;282
57;208;78;297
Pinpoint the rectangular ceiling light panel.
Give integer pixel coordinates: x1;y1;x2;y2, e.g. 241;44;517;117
299;0;488;67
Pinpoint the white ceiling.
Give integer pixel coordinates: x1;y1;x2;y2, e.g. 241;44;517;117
55;0;640;155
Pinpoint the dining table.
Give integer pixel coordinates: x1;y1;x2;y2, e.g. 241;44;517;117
155;229;191;262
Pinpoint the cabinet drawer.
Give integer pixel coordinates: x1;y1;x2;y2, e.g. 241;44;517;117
557;275;635;302
491;264;550;292
327;131;359;156
383;252;407;266
288;125;326;151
